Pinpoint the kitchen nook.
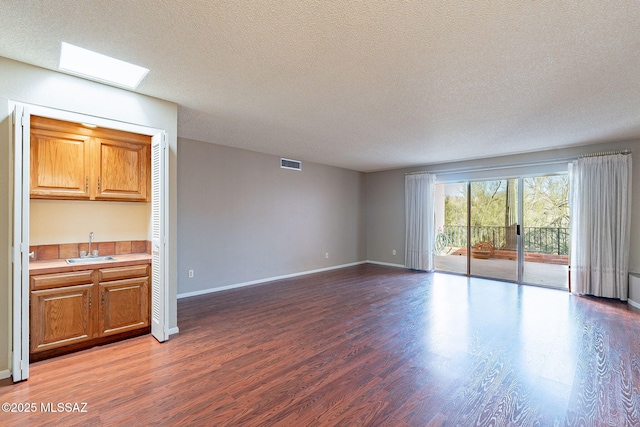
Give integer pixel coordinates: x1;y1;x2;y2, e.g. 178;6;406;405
27;115;152;361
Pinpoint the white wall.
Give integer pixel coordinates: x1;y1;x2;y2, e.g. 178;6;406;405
0;57;178;377
177;138;366;296
0;94;10;377
365;139;640;274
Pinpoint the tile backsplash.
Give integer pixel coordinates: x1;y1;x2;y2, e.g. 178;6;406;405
30;240;151;261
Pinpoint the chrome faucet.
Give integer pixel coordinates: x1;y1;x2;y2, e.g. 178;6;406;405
88;232;95;257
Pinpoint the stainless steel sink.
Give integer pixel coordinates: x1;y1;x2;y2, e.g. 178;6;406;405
66;256;115;264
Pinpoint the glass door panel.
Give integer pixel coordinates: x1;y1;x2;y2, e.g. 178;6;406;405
469;179;518;281
434;182;467;275
522;175;569;288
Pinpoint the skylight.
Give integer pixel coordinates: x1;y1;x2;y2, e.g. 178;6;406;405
59;42;149;89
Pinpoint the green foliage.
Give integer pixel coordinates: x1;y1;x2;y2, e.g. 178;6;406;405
442;175;569;228
443;184;467;226
523;175;569;228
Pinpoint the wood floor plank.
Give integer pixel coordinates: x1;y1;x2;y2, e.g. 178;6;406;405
1;264;639;426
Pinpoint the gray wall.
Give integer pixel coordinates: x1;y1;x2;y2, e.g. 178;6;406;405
177;138;366;295
366;139;640;274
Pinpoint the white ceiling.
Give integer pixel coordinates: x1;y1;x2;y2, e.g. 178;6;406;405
1;1;640;172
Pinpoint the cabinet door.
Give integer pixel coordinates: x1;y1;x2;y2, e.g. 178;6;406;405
98;277;149;337
93;137;150;201
30;128;92;199
30;284;94;353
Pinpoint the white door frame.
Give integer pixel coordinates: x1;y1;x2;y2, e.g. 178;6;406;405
9;102;171;381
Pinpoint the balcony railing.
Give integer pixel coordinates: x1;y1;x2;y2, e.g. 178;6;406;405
441;225;569;255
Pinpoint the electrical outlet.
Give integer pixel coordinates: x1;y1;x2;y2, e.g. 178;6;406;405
392;249;396;255
325;252;329;259
188;269;194;278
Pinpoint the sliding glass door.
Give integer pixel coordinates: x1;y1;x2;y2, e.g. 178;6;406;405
522;175;569;288
434;174;569;288
434;182;467;275
469;179;518;282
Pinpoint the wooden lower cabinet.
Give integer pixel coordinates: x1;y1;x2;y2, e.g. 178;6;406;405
30;284;94;353
30;264;150;359
98;277;149;337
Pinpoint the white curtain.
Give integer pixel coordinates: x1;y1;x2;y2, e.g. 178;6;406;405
405;173;436;271
569;154;632;300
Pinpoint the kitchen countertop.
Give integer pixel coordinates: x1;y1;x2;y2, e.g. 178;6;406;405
29;253;152;275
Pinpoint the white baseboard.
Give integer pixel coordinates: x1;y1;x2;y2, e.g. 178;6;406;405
0;369;11;380
177;261;367;299
168;327;180;336
365;260;407;269
629;299;640;310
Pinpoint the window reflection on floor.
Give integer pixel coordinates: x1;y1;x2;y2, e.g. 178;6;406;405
421;273;573;412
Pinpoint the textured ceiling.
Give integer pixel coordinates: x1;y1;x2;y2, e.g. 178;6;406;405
1;1;640;172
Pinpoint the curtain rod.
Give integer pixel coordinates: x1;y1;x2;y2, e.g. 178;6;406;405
405;149;633;176
579;149;631;158
405;157;576;176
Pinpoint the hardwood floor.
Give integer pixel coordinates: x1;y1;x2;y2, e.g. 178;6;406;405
1;264;639;426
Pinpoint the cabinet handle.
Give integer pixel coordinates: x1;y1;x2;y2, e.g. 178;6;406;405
101;290;105;305
89;293;92;308
85;176;88;192
97;176;101;192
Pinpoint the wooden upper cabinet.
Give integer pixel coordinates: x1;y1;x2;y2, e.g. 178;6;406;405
94;137;149;201
29;115;150;202
30;127;92;199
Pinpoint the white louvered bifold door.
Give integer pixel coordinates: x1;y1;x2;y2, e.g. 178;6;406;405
151;132;168;342
12;104;30;381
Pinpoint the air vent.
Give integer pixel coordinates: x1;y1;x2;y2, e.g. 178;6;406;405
281;158;302;171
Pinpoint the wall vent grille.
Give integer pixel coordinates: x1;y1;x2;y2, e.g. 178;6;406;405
281;158;302;171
